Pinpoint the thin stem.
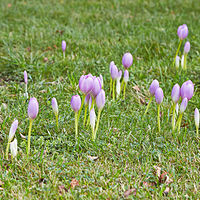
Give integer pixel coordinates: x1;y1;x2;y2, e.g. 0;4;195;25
91;125;95;141
83;105;88;126
183;53;187;70
87;98;95;127
27;119;33;157
94;109;102;141
63;52;65;59
173;40;183;66
110;78;112;96
143;96;153;118
196;126;199;137
56;114;59;129
123;82;127;100
112;80;115;100
78;95;86;122
121;79;124;92
157;104;160;133
175;113;183;133
5;141;10;160
172;104;176;131
75;112;78;140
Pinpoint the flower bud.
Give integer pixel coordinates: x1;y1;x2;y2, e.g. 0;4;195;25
110;64;118;80
155;87;164;104
70;95;81;112
90;108;96;131
90;77;102;98
171;84;180;104
62;40;66;52
124;70;129;83
99;75;103;88
177;24;188;40
24;71;28;84
180;97;188;113
122;52;133;69
149;79;159;96
184;41;190;54
180;80;194;100
109;61;115;73
175;56;180;68
9;120;18;142
51;97;58;115
194;108;199;128
28;97;39;120
10;138;17;158
96;89;105;110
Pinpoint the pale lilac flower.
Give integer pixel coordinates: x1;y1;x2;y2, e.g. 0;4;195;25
180;97;188;113
24;71;28;84
149;79;159;96
184;41;190;53
122;52;133;69
110;64;118;80
62;40;66;52
10;138;17;158
155;88;164;104
194;108;199;128
171;84;180;104
90;77;102;98
79;75;94;95
70;95;81;112
96;89;105;111
51;97;58;115
177;24;188;40
180;80;194;100
28;97;39;120
8;120;18;142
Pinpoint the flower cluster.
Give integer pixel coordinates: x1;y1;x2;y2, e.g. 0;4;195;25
71;74;105;141
175;24;190;70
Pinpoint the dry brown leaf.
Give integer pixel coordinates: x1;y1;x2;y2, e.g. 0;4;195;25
70;179;79;189
124;188;136;197
140;97;147;105
159;172;168;183
133;85;140;92
39;90;47;93
58;185;68;194
163;187;170;195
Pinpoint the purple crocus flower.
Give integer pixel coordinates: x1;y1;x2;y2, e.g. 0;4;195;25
79;75;94;95
24;71;28;84
71;95;81;112
90;77;102;98
109;61;115;73
52;97;58;115
194;108;199;128
171;84;180;104
124;70;129;83
177;24;188;40
28;97;39;120
62;40;66;52
110;64;118;80
184;41;190;53
155;87;164;104
180;80;194;100
149;79;159;96
180;98;188;113
96;89;105;111
122;52;133;69
9;120;18;141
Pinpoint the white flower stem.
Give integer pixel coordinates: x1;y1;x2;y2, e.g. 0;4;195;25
27;119;33;157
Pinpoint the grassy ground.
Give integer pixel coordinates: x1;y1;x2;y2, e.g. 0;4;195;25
0;0;200;199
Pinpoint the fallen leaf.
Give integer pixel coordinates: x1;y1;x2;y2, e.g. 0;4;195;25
58;185;68;194
140;97;147;105
44;57;48;62
26;47;31;52
70;179;79;189
154;166;161;178
133;85;140;92
163;187;170;195
7;3;12;7
87;155;98;161
39;90;47;93
53;45;58;49
124;188;136;197
159;172;167;183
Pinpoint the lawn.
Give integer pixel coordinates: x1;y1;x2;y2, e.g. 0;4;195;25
0;0;200;199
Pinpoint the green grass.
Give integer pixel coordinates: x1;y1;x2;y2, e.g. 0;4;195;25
0;0;200;199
